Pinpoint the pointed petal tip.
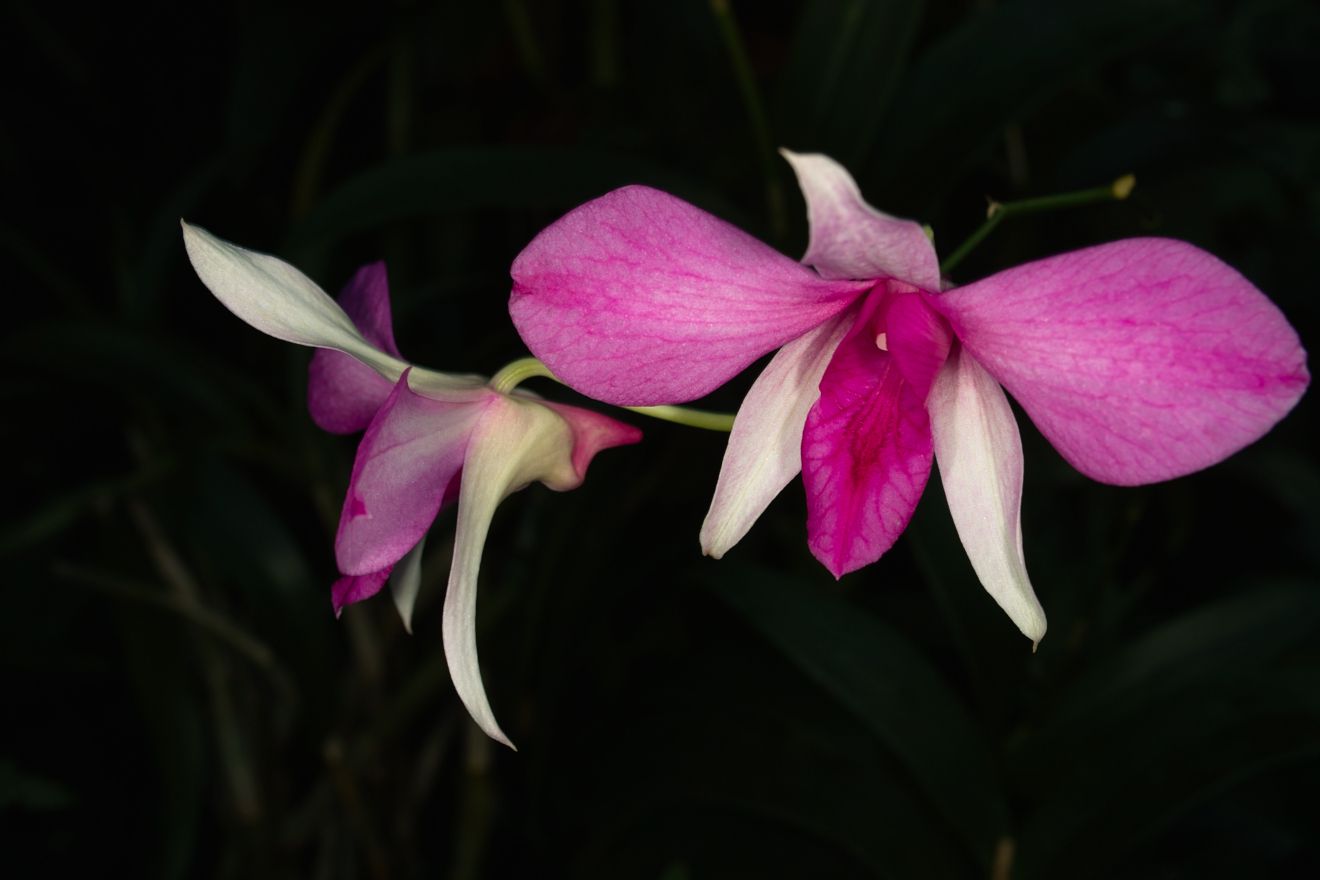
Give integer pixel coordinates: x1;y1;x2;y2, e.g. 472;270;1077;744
1021;612;1047;648
489;727;517;751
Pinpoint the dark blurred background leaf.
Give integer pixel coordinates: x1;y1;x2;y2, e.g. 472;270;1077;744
4;0;1317;877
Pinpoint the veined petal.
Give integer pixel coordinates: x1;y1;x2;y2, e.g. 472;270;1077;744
803;298;935;577
336;372;489;577
309;262;402;434
884;290;952;397
931;239;1309;484
509;185;870;405
781;150;940;290
442;397;582;749
929;346;1045;645
389;535;427;634
701;307;855;558
181;222;408;379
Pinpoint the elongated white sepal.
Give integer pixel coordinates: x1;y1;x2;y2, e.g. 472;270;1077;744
390;536;427;635
442;398;579;750
929;347;1046;646
701;310;854;557
181;221;410;380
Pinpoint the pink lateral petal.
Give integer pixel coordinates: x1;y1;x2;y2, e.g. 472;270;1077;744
931;239;1309;485
331;567;392;615
538;401;643;484
802;295;935;577
335;371;491;576
782;150;941;290
509;185;870;405
308;350;396;433
335;262;402;357
307;262;403;434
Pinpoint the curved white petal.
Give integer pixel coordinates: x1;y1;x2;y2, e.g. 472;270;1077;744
780;150;941;290
182;221;408;378
443;397;578;750
390;536;427;635
701;309;855;558
928;347;1046;646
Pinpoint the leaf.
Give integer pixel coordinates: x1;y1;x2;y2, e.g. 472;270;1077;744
864;0;1201;208
1011;583;1320;879
283;147;743;257
704;563;1008;869
777;0;926;168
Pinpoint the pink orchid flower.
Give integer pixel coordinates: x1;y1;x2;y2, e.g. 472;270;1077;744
508;151;1308;646
183;222;640;746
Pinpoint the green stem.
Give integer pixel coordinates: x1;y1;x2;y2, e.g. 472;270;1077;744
489;356;558;394
940;174;1135;276
710;0;787;241
493;356;737;432
625;405;736;432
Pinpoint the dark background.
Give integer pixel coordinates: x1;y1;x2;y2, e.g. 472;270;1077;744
4;1;1319;877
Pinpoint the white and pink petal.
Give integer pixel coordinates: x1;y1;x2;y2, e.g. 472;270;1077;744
701;308;855;559
928;347;1045;645
781;150;940;290
440;397;585;749
335;372;488;578
182;222;410;380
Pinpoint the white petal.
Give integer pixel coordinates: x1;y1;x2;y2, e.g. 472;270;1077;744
780;150;941;290
181;221;409;379
700;309;855;558
442;397;578;750
389;536;427;634
928;347;1046;646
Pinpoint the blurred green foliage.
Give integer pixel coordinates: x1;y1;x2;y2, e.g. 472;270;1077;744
4;0;1318;877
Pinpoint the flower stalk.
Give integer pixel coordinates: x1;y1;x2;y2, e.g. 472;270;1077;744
940;174;1137;276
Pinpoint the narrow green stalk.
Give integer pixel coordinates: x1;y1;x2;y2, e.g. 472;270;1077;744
625;405;736;433
492;357;737;432
940;174;1136;276
709;0;787;241
489;357;558;394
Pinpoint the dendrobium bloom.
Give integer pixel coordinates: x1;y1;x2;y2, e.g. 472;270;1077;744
182;223;640;746
508;151;1308;645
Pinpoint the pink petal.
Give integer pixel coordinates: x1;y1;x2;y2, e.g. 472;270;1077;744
538;401;642;483
509;185;870;405
336;262;402;356
931;239;1309;485
802;294;936;577
882;289;952;397
308;263;404;433
781;150;941;290
701;308;856;558
928;347;1045;645
335;372;490;577
331;567;393;615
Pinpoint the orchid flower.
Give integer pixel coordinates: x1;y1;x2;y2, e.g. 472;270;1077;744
182;222;640;747
508;151;1308;646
